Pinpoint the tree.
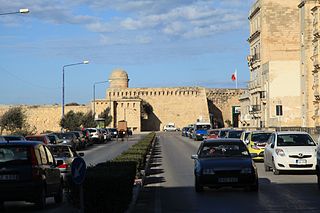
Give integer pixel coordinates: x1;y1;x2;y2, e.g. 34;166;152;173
98;107;113;127
60;111;84;131
81;111;97;128
0;107;36;135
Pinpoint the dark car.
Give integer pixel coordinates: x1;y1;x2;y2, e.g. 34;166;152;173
191;139;258;192
69;131;87;149
225;130;244;139
3;135;26;141
181;127;190;137
45;133;61;144
107;128;118;138
48;144;84;188
55;132;80;150
0;141;63;209
25;135;51;144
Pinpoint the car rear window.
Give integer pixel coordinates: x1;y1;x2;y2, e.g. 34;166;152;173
0;146;30;164
251;133;272;142
228;131;243;139
87;129;97;133
49;146;72;158
199;142;249;158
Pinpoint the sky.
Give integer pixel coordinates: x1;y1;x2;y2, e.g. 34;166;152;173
0;0;255;105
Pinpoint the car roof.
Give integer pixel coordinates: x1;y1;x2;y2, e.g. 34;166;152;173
275;131;310;135
203;138;243;144
0;141;43;146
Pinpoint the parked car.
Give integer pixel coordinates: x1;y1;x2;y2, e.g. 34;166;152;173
100;128;111;142
181;127;190;137
246;131;273;161
47;144;84;188
225;130;244;139
86;128;104;143
69;131;87;149
82;128;93;146
55;132;80;150
191;139;258;192
0;141;63;209
45;133;61;144
3;135;26;141
25;135;51;144
264;131;317;175
107;128;118;138
163;123;177;131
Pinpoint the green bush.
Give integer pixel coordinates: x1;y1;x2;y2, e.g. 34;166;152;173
68;132;156;213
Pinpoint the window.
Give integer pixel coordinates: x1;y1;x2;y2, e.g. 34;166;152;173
44;146;54;165
39;145;48;165
276;105;283;116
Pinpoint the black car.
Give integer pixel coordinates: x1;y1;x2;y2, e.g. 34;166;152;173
0;141;63;209
107;128;118;138
3;135;26;141
191;139;258;192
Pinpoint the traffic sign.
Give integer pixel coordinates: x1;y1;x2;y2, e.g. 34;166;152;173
71;157;86;185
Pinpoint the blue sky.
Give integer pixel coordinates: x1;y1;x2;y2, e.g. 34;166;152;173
0;0;254;105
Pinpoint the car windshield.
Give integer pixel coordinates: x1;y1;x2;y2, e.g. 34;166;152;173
199;143;250;158
49;146;72;158
277;134;316;146
251;133;272;142
228;131;243;139
196;125;211;130
0;146;30;165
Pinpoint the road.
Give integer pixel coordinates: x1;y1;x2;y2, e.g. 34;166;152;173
133;132;320;213
2;133;145;212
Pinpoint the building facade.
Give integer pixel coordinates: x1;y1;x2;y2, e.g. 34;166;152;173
243;0;302;129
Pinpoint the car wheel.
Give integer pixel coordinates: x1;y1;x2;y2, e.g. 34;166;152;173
195;176;203;193
54;183;63;204
264;163;271;172
35;187;46;209
272;161;280;175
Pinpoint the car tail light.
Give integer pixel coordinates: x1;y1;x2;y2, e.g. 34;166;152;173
30;147;41;180
58;163;68;169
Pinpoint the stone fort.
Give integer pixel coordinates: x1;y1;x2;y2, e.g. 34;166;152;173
0;69;245;133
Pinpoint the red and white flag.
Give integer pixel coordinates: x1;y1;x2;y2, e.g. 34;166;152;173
231;71;237;81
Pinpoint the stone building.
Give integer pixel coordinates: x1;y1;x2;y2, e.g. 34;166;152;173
95;69;245;132
242;0;302;128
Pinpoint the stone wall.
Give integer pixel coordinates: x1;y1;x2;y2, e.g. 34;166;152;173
0;105;90;134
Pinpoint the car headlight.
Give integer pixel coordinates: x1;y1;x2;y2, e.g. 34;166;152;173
197;133;201;136
275;148;285;157
202;169;215;175
240;168;252;174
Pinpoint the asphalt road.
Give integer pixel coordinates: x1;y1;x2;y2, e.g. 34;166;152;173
133;132;320;213
2;133;145;212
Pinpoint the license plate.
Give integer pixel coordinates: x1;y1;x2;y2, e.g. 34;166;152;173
296;159;307;165
218;177;238;183
0;174;18;180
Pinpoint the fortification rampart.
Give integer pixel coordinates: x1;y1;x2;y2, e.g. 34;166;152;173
0;105;90;134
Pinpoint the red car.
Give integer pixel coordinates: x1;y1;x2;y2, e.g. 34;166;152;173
206;129;219;139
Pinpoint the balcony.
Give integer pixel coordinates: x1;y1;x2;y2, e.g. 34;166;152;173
249;105;261;113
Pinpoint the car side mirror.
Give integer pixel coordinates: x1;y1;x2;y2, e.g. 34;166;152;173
271;144;275;149
191;154;198;160
56;160;63;167
78;152;84;157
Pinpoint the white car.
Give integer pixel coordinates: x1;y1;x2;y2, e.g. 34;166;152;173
163;124;177;131
264;131;317;175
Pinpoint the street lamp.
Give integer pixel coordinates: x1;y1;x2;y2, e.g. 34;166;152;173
62;60;89;119
0;8;30;16
93;81;108;117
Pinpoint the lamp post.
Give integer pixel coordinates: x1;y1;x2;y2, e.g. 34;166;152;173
93;81;108;117
62;60;89;120
0;8;29;16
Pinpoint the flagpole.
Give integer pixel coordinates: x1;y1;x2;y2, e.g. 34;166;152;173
235;69;238;89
